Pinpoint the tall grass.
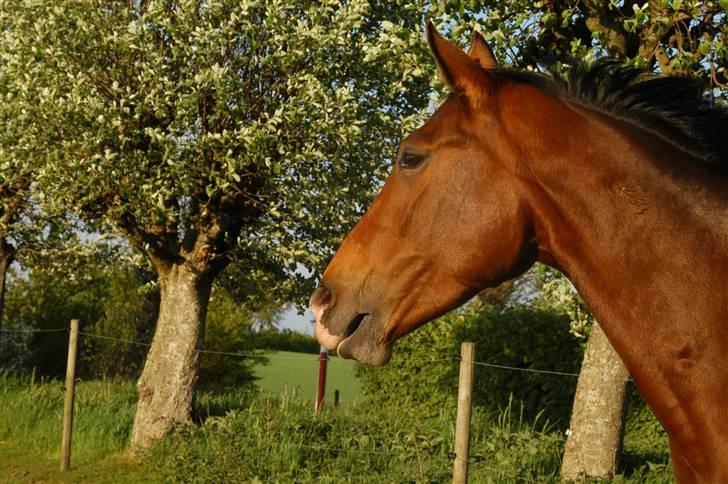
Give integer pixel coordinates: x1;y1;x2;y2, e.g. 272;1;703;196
149;391;564;483
0;370;137;462
0;371;671;483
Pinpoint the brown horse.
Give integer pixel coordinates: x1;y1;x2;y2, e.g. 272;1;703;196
310;22;728;482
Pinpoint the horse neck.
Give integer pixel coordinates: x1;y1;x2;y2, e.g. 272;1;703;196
521;104;728;375
524;106;728;472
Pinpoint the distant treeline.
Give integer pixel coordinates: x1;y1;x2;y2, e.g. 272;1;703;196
253;328;319;354
0;262;318;387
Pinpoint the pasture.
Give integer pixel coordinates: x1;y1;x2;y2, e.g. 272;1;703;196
1;358;672;483
253;351;362;405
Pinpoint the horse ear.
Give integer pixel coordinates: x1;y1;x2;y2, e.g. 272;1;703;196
468;30;497;68
426;21;486;95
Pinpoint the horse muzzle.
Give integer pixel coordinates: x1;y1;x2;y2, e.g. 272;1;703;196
309;284;393;365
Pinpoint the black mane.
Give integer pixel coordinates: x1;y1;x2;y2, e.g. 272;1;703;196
489;60;728;170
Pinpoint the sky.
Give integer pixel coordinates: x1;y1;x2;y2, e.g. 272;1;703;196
279;305;315;335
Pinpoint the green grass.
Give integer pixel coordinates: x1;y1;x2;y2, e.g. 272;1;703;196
149;396;565;483
0;372;146;483
0;368;671;483
253;350;362;405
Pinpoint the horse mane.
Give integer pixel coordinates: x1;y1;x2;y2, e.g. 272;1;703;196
487;60;728;170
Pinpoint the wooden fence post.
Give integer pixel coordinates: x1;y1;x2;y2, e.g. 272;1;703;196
60;319;79;471
453;342;475;484
315;346;328;413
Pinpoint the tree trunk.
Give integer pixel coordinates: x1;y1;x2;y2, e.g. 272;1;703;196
0;239;13;327
561;322;630;480
130;262;213;449
0;240;13;363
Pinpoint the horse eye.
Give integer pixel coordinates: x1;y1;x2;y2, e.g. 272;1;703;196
400;152;425;170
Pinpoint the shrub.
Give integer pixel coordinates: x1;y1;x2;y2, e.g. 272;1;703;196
358;301;583;428
80;266;158;379
198;287;264;387
1;265;108;377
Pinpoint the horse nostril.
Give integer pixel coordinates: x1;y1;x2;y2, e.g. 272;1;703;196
309;285;332;321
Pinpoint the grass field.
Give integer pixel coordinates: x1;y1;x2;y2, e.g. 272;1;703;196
253;351;362;405
0;360;671;483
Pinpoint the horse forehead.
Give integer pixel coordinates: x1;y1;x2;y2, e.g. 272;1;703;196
412;95;473;141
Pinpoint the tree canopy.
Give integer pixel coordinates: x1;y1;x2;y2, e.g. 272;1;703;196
436;0;727;101
3;0;432;298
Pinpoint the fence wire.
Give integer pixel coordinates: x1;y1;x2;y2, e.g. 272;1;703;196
0;327;68;333
1;326;582;377
77;331;151;348
465;359;579;378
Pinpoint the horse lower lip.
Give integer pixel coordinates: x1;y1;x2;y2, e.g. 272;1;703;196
336;314;370;359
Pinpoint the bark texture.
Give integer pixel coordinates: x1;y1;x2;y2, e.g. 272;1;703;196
0;239;14;328
561;322;630;480
130;262;213;449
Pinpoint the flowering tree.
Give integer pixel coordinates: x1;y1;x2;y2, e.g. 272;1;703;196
2;0;432;447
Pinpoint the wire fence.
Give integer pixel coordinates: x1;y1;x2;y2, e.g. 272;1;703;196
0;326;580;377
0;327;68;333
0;325;573;480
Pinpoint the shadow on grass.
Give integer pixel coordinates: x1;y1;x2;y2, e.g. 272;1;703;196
192;383;257;423
620;449;672;482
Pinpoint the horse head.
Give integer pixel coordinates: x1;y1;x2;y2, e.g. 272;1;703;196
310;24;537;364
